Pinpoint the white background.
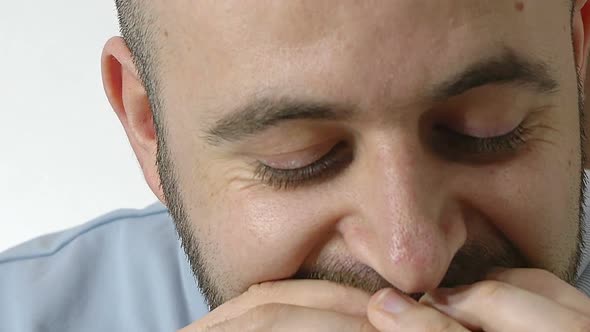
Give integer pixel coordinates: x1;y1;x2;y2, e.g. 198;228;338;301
0;1;158;251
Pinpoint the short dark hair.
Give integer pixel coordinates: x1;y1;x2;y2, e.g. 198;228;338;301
114;0;163;128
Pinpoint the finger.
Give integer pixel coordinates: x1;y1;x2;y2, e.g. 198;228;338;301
202;303;378;332
420;280;590;332
192;279;371;328
367;288;469;332
486;267;590;316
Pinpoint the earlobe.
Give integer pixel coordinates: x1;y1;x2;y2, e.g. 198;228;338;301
101;37;166;205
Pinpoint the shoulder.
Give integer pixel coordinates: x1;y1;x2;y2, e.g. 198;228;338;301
0;202;171;264
0;202;209;331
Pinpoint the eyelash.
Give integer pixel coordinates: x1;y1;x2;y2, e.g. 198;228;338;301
254;123;530;190
254;142;353;190
432;122;530;158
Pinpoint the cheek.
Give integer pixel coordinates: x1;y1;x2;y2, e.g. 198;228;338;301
168;140;335;295
461;138;581;271
199;185;340;294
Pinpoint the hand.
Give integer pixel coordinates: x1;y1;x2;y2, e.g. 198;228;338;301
179;279;378;331
367;268;590;331
367;288;470;331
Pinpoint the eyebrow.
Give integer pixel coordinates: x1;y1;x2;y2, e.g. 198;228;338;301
431;47;559;100
205;47;559;145
205;98;356;144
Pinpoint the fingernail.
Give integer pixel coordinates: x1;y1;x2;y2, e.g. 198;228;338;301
419;292;437;305
422;288;454;305
423;287;467;307
377;289;413;314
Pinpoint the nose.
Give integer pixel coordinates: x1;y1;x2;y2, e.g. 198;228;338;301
338;134;466;294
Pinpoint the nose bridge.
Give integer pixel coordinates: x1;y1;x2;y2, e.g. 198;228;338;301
346;134;462;293
368;135;436;228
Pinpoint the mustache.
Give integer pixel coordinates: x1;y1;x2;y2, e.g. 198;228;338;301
293;240;529;301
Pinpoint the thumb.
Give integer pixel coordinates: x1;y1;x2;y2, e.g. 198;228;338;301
367;288;468;332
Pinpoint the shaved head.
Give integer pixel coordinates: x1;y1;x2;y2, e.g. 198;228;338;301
115;0;576;129
111;0;586;310
115;0;163;124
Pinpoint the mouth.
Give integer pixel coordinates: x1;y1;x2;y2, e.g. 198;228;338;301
294;264;437;302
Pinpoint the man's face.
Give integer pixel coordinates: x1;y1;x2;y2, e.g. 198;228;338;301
151;0;583;309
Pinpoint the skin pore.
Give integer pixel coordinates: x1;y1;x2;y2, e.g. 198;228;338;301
104;0;589;311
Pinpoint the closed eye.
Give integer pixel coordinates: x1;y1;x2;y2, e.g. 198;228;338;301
433;122;529;159
253;141;353;190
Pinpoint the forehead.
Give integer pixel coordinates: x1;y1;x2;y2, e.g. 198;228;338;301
183;1;495;43
155;0;569;117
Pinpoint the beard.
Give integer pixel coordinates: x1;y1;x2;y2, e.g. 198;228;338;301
153;70;587;312
155;141;586;311
159;171;584;311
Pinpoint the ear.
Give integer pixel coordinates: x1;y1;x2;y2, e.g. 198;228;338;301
573;1;590;168
101;37;166;205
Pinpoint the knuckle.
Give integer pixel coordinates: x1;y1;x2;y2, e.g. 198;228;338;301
358;319;378;332
244;281;284;303
203;323;231;332
249;302;283;319
432;319;458;332
202;304;288;332
529;268;557;280
473;280;508;300
246;281;279;295
244;303;287;330
421;312;459;332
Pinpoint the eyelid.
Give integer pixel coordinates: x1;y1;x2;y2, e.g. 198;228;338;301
254;141;353;190
254;140;338;170
441;115;526;139
433;120;530;160
456;123;521;139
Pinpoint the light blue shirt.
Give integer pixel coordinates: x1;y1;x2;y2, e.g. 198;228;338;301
0;202;208;331
2;201;590;331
